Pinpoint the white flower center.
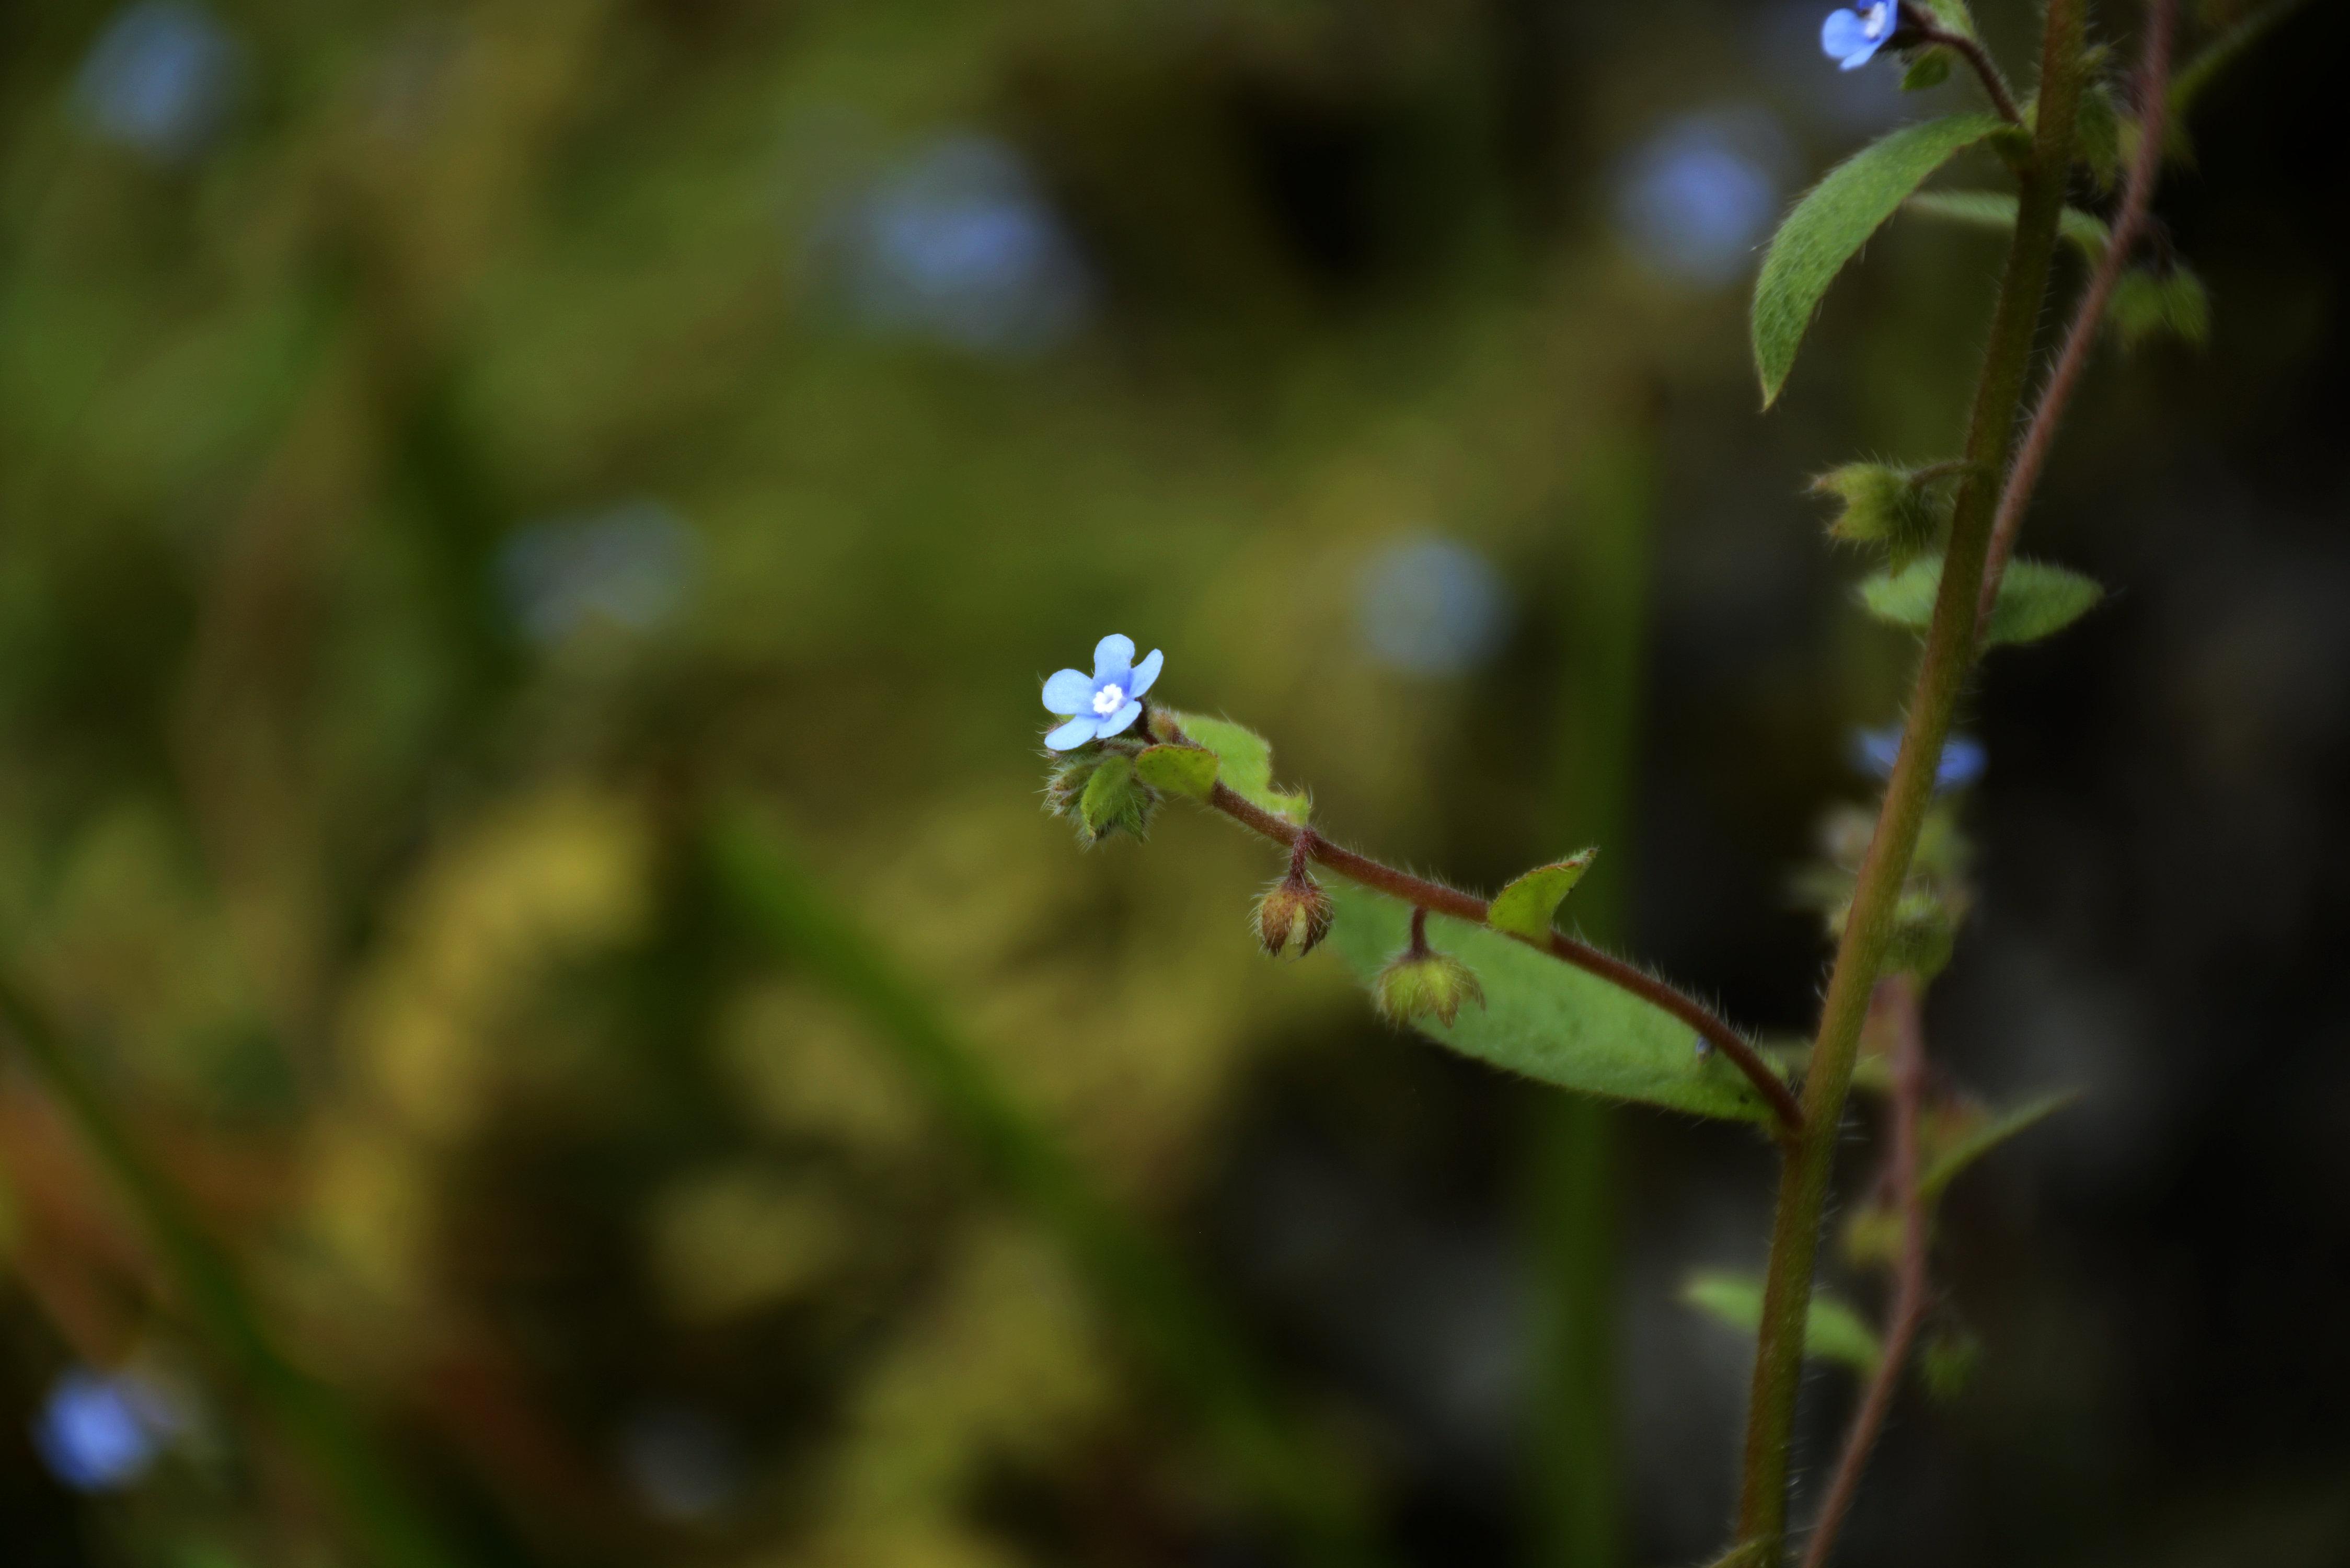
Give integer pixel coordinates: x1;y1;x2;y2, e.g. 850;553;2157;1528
1091;683;1126;717
1865;2;1891;36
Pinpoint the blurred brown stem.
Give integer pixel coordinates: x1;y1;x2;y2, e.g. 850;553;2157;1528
1202;780;1803;1137
1797;976;1932;1568
1977;0;2179;638
1911;22;2023;126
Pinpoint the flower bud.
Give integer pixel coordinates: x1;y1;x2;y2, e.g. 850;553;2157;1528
1254;871;1335;958
1373;945;1484;1028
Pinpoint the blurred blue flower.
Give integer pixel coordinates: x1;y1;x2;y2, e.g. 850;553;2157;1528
75;2;239;162
1822;0;1900;69
838;135;1093;356
1042;633;1161;750
32;1368;177;1493
1853;723;1985;791
1612;110;1790;287
498;500;695;647
619;1407;739;1523
1357;537;1510;677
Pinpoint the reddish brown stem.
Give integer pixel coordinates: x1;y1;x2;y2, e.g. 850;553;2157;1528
1911;21;2024;126
1977;0;2178;638
1205;780;1804;1137
1798;976;1932;1568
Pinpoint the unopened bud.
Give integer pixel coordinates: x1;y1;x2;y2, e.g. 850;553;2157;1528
1254;871;1335;958
1374;909;1484;1027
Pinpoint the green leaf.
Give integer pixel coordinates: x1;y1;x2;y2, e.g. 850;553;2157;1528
1753;113;2008;407
1158;709;1309;824
1681;1271;1883;1376
1323;886;1776;1123
1485;850;1598;941
1133;743;1218;799
1900;49;1953;91
2109;264;2211;351
1904;189;2111;259
1857;554;2106;646
1917;1089;2078;1206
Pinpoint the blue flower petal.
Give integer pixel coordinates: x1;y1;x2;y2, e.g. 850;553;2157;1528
1126;648;1164;698
1045;715;1100;751
1936;736;1987;791
1041;668;1094;715
1822;8;1886;66
1092;633;1135;679
1098;699;1143;739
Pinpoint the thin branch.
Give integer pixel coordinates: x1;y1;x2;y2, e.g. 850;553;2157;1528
1798;976;1933;1568
1205;780;1805;1138
1911;22;2023;126
1977;0;2178;637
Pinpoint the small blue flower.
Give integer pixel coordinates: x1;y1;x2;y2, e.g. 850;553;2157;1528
1822;0;1901;70
31;1368;176;1493
1852;723;1985;792
1042;634;1162;751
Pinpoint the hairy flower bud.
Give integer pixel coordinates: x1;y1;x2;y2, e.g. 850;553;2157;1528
1373;909;1484;1027
1254;870;1335;958
1373;948;1484;1027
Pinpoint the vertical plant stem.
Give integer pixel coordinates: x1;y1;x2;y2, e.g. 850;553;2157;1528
1732;3;2089;1558
705;808;1386;1568
1796;977;1931;1568
1531;423;1657;1568
1977;0;2178;635
0;971;466;1568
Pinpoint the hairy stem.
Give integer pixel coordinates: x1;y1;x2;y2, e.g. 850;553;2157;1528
0;969;467;1568
1798;978;1932;1568
1733;0;2089;1555
1204;781;1803;1136
1978;0;2178;637
1912;22;2024;125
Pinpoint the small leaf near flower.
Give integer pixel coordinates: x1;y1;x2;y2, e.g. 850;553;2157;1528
1487;850;1599;941
1857;553;2105;646
1134;744;1217;799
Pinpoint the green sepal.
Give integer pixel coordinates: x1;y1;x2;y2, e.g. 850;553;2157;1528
1156;708;1310;824
1811;462;1964;569
1900;48;1953;91
1913;0;1979;39
1485;850;1598;941
1681;1270;1883;1376
1752;112;2010;407
1074;753;1156;845
1917;1089;2078;1206
1134;743;1218;799
2109;264;2211;351
1904;189;2112;260
1324;887;1778;1123
1858;553;2105;646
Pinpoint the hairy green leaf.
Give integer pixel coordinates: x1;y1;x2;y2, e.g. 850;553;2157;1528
1681;1270;1883;1375
1323;887;1775;1123
1918;1089;2079;1205
1134;743;1218;799
2075;78;2123;188
1900;49;1953;91
1857;554;2106;645
1811;462;1963;568
1485;850;1598;941
1159;708;1309;823
1903;189;2111;258
1753;113;2007;406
